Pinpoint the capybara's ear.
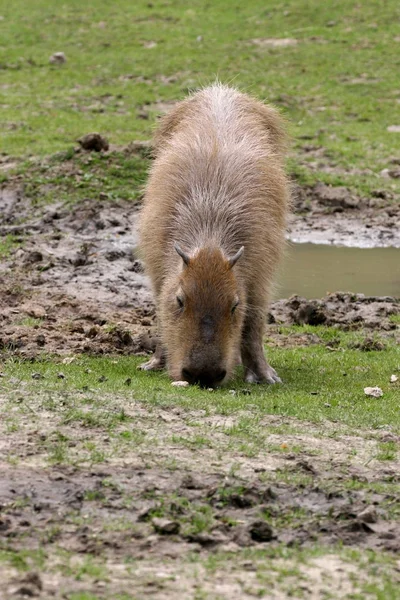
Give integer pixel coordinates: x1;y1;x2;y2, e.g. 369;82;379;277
228;246;244;268
174;242;190;266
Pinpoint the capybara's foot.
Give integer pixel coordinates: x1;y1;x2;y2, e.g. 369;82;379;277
138;356;164;371
244;362;282;384
138;344;166;372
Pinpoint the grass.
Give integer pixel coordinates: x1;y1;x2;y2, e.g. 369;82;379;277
2;330;399;432
12;148;150;208
0;234;22;258
193;545;400;599
1;0;400;198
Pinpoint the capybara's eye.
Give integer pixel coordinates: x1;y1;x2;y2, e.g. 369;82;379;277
177;296;184;309
231;300;239;315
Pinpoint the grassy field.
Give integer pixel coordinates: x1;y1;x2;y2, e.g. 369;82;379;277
3;327;400;432
1;0;400;197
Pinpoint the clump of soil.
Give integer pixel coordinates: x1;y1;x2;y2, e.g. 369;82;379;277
78;132;109;152
290;182;400;247
270;293;399;331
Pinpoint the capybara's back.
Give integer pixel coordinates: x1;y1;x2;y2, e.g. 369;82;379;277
139;83;290;387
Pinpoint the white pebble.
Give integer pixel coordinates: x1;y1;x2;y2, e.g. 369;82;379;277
50;52;66;64
364;386;383;398
171;380;189;387
390;374;398;383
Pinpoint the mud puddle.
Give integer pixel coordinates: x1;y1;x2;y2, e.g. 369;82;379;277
277;243;400;299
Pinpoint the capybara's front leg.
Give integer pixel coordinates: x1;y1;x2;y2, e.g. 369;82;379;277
139;342;166;371
241;312;281;384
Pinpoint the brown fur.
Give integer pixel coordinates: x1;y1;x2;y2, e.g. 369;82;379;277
139;83;290;386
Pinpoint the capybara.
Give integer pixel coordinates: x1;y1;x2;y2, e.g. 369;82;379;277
139;83;290;387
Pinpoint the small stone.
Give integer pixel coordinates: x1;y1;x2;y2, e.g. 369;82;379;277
188;531;227;546
78;132;109;152
152;517;180;535
49;51;66;64
171;380;189;387
233;525;252;547
357;506;378;524
98;375;108;383
387;125;400;133
181;474;205;489
248;520;274;542
124;377;132;386
62;356;76;364
390;374;398;383
31;372;43;380
57;372;65;379
364;386;383;398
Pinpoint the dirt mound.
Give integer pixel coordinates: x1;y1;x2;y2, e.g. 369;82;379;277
270;292;399;331
290;182;400;247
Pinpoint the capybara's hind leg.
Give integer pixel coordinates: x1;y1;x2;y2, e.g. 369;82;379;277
241;312;281;384
139;342;166;371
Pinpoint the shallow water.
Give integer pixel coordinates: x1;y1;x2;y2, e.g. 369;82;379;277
276;243;400;299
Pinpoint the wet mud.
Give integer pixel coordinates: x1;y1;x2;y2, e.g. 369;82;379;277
1;173;398;359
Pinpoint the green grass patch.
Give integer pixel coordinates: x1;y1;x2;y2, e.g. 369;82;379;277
0;234;23;258
376;441;398;462
0;549;46;572
1;0;400;198
11;149;149;208
1;328;399;432
193;544;400;598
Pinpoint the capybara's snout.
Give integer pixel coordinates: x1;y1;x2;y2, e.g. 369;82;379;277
181;365;227;388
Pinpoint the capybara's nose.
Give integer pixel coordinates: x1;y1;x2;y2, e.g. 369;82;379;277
181;367;227;388
182;367;195;383
214;369;227;383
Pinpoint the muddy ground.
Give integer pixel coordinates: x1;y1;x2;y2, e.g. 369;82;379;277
1;389;400;598
289;180;400;248
1;149;399;358
1;148;400;598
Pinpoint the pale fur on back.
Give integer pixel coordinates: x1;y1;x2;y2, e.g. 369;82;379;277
140;83;290;320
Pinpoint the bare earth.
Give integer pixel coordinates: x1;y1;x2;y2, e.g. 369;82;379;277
1;390;400;599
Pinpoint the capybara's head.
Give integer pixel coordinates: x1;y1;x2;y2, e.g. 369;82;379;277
160;245;245;387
